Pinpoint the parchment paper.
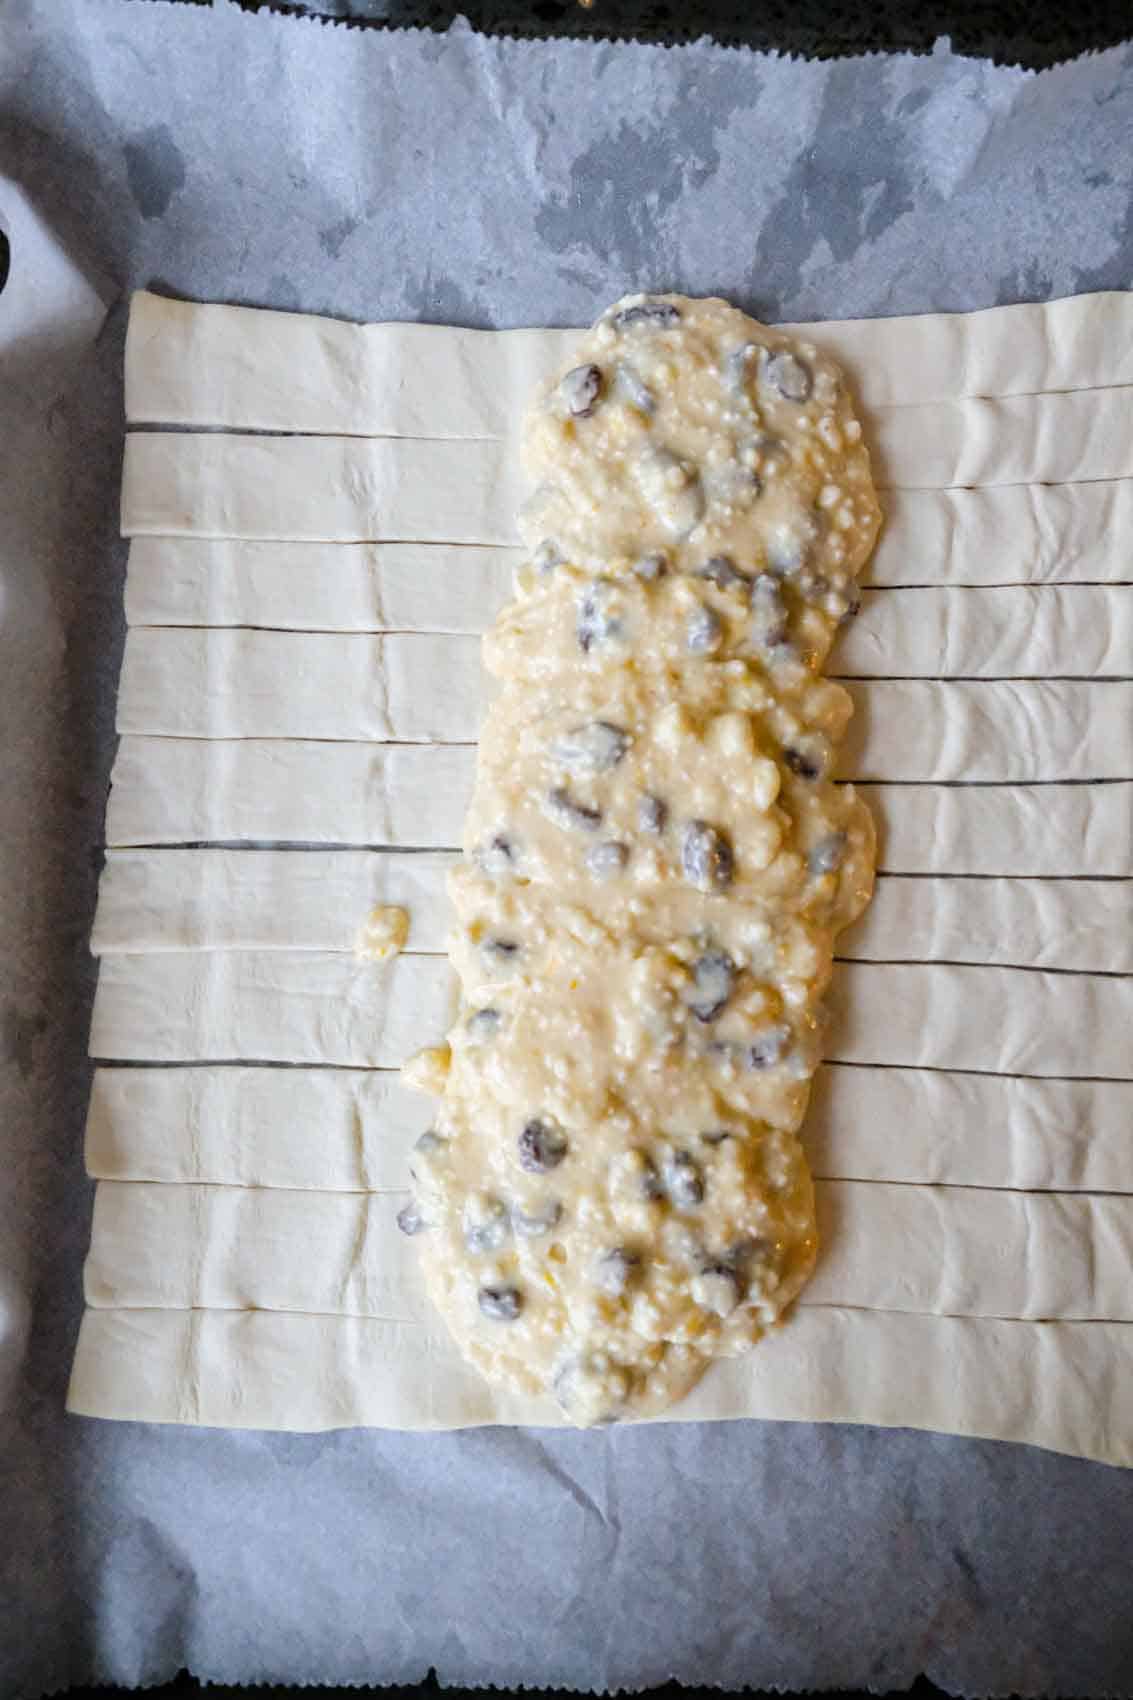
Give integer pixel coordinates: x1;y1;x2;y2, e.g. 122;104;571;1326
3;1;1133;1694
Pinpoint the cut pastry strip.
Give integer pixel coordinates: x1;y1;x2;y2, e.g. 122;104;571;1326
68;1305;1133;1462
122;484;1133;638
105;737;476;848
125;291;577;437
89;951;457;1066
91;849;457;955
85;1067;434;1191
828;963;1133;1079
83;1178;1133;1325
866;781;1133;877
842;681;1133;782
114;638;1133;777
837;586;1133;679
874;482;1133;587
125;537;517;632
87;1064;1133;1196
90;954;1133;1077
84;1181;430;1322
870;388;1133;489
121;431;524;545
806;1066;1133;1192
123;538;1131;681
846;876;1133;974
116;629;482;740
120;415;1133;553
105;738;1133;876
91;852;1133;975
804;291;1133;407
124;289;1133;429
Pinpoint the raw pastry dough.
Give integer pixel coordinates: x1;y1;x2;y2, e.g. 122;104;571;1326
68;285;1133;1461
85;1066;433;1192
105;737;476;849
83;1177;1133;1323
121;408;1133;548
837;585;1131;678
121;431;524;545
125;539;1130;681
89;951;457;1066
89;953;1133;1076
114;637;1133;776
86;1063;1133;1195
91;849;457;954
122;480;1133;641
864;781;1133;877
103;736;1133;879
91;849;1132;976
116;629;483;741
124;288;1133;426
125;537;516;633
840;681;1133;781
66;1305;1133;1466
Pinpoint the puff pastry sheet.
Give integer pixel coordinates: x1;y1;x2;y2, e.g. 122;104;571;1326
72;289;1133;1462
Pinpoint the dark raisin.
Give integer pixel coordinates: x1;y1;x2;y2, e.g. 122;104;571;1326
840;596;862;624
577;577;624;653
700;1129;733;1146
553;721;630;776
664;1151;705;1209
746;1023;792;1070
638;1153;664;1200
687;951;736;1022
808;831;847;876
478;1285;523;1322
686;605;723;655
638;794;668;834
396;1202;427;1236
695;555;750;596
512;1199;563;1238
482;936;519;961
546;786;603;832
633;550;669;582
594;1247;640;1297
682;821;734;891
559;363;603;418
518;1118;569;1173
762;349;813;403
612;299;681;330
783;747;823;781
586;841;629;879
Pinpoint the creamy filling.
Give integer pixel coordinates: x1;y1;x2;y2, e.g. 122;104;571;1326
400;293;881;1425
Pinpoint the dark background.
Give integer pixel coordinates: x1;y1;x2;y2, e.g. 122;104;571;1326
158;0;1133;66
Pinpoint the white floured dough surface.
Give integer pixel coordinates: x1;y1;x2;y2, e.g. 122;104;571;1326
83;1176;1133;1324
86;1063;1133;1195
91;850;1133;976
67;1304;1133;1467
124;287;1133;426
71;286;1133;1462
